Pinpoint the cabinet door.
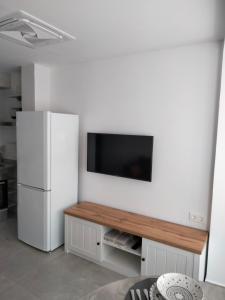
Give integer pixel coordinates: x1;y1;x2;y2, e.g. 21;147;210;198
141;239;194;277
65;216;102;261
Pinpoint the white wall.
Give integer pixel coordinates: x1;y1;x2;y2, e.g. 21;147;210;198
206;43;225;286
22;64;51;111
51;42;222;229
22;64;35;111
34;64;51;111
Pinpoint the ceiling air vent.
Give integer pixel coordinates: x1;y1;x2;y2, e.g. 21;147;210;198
0;10;75;48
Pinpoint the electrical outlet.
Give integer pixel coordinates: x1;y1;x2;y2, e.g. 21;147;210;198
189;213;204;224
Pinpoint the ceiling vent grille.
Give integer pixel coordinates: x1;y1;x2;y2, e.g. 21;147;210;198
0;10;76;48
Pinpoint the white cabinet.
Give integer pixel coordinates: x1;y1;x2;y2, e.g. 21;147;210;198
141;239;206;281
65;215;206;279
65;216;102;262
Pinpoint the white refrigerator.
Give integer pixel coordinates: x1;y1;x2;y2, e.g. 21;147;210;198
17;111;79;252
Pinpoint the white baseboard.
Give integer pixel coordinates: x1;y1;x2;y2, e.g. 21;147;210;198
205;278;225;288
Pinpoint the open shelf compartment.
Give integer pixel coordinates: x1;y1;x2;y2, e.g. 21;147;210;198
103;228;142;256
102;244;141;276
100;227;142;276
103;239;141;256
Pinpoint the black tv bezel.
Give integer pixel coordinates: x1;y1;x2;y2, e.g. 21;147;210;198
87;132;153;182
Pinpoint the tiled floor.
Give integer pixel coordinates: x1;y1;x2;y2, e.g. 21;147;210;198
0;213;123;300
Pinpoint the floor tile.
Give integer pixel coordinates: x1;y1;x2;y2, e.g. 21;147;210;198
0;282;39;300
0;274;15;293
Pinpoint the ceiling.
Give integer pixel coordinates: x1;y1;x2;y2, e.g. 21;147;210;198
0;0;224;70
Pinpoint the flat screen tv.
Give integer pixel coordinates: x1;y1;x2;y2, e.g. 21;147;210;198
87;133;153;181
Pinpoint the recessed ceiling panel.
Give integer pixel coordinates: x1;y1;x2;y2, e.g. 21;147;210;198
0;10;76;48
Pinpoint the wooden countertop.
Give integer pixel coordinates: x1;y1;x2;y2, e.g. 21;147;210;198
64;202;208;254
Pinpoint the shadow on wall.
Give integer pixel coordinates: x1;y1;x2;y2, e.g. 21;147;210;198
214;0;225;38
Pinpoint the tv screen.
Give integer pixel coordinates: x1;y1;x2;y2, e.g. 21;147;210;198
87;133;153;181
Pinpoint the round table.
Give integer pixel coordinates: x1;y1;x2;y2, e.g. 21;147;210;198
80;277;225;300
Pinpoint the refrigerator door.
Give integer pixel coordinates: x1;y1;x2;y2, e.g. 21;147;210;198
17;111;51;190
18;184;51;251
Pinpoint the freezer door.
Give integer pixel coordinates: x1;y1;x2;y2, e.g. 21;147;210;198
17;111;51;190
17;184;51;251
